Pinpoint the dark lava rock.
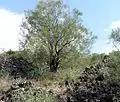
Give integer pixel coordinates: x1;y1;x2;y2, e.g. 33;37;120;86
58;55;120;102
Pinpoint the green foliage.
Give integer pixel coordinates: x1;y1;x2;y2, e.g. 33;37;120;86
6;49;16;55
0;69;9;77
59;67;80;81
0;50;43;78
109;27;120;50
29;46;49;68
89;53;105;65
87;51;120;81
108;28;120;79
20;0;97;72
11;88;56;102
6;49;29;60
108;51;120;80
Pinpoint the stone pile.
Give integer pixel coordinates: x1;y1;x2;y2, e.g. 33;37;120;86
0;80;32;102
59;56;120;102
0;55;34;77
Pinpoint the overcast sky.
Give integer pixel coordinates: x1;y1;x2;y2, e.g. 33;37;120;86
0;0;120;53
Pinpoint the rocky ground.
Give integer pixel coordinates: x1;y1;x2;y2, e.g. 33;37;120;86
58;56;120;102
0;55;120;102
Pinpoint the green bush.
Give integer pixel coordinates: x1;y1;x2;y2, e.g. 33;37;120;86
107;51;120;80
0;69;9;76
11;87;56;102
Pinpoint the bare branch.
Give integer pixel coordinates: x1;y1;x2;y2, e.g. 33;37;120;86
113;41;120;51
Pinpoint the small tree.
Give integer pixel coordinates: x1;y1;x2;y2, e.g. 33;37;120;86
20;0;97;72
109;27;120;51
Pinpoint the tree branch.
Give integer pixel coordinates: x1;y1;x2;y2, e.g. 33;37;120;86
58;39;75;54
113;41;120;51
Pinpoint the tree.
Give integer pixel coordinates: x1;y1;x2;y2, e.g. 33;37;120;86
20;0;97;72
109;27;120;51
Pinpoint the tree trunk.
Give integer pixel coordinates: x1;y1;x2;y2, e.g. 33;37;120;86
50;54;59;72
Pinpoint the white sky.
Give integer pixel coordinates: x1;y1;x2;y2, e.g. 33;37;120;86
0;9;23;51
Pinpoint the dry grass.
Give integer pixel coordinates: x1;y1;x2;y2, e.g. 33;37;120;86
0;75;12;91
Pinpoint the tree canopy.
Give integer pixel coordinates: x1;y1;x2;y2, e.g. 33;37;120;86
109;27;120;51
20;0;97;72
